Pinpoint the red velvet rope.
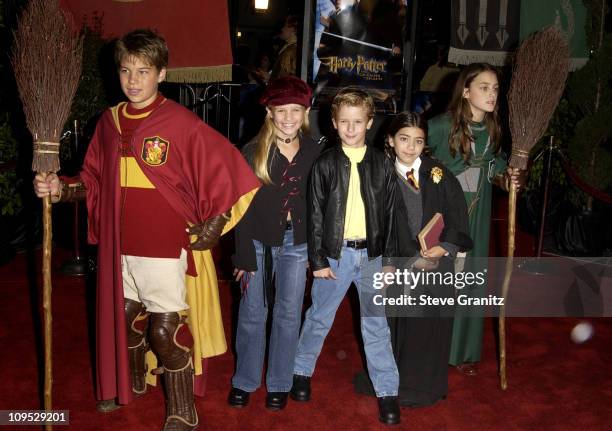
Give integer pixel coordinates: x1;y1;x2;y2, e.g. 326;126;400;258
557;152;612;204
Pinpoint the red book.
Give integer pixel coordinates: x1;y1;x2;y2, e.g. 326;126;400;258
418;213;445;251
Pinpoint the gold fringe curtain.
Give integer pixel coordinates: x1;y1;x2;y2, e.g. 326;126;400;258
166;64;232;84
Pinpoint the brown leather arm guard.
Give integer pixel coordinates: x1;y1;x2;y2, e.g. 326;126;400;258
56;180;87;202
187;210;231;251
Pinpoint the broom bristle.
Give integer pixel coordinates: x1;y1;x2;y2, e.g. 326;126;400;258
508;26;570;170
12;0;83;174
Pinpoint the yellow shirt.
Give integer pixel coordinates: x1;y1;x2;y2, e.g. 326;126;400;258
342;146;367;240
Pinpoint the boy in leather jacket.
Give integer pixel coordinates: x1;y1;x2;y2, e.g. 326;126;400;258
290;88;400;425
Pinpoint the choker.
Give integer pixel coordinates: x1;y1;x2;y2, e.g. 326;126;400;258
276;135;298;144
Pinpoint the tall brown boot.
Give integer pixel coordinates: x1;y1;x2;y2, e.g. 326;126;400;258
150;312;198;431
163;358;198;431
125;298;150;396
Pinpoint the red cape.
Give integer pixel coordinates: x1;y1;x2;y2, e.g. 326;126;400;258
80;99;259;404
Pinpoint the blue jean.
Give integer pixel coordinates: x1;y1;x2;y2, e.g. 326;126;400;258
293;246;399;397
232;228;308;392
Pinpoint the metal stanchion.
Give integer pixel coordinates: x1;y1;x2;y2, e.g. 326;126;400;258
519;136;557;275
60;120;87;276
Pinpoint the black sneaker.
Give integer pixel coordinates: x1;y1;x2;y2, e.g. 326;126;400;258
377;396;400;425
265;391;289;411
289;374;311;401
228;387;250;408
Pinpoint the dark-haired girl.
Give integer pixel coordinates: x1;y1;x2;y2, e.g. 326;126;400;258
384;112;472;406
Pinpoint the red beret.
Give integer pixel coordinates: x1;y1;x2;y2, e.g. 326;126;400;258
260;76;312;108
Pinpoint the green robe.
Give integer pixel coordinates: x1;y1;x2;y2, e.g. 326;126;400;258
428;113;507;365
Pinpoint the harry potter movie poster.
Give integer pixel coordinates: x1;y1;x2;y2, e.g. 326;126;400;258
311;0;408;112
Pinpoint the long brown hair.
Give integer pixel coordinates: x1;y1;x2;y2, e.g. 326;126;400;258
448;63;501;162
252;106;310;185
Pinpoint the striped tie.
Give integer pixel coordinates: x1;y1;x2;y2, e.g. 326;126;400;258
406;168;419;190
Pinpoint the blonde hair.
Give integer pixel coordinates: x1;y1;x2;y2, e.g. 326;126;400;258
252;106;310;185
331;88;375;120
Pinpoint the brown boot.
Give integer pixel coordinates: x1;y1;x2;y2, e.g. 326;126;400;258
162;358;198;430
125;298;150;396
150;312;198;431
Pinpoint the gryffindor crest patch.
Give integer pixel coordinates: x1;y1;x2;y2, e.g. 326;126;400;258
142;136;169;166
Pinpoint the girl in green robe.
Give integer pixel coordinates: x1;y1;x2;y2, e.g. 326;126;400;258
428;63;523;375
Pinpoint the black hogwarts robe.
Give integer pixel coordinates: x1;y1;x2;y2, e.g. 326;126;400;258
386;155;472;407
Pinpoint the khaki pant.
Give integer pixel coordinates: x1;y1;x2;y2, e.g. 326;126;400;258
121;249;188;312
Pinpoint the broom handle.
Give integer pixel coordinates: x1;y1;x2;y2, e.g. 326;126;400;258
42;194;53;430
499;181;517;390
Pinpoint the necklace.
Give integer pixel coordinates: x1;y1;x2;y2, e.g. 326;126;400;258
276;135;298;144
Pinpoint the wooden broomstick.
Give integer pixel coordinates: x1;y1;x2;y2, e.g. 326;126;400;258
499;27;569;390
12;0;82;425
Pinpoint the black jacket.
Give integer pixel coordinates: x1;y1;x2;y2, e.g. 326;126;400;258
232;135;321;271
307;144;397;271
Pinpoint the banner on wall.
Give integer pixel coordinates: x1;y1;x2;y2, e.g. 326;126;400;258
449;0;588;71
449;0;521;66
60;0;233;83
311;0;408;113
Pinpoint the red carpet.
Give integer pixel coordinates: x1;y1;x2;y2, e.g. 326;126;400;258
1;195;611;430
1;250;611;430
